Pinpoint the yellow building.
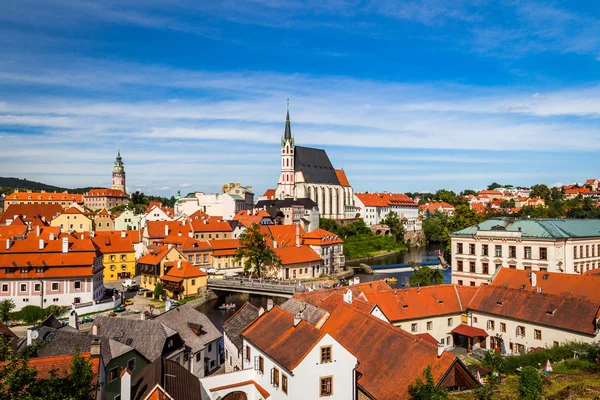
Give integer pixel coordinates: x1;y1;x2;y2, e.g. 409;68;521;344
161;260;208;299
50;206;93;232
208;239;247;272
91;231;136;280
137;245;186;293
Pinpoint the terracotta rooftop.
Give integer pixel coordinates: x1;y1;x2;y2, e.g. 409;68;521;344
274;245;322;265
137;245;171;265
145;220;191;239
334;169;351;187
190;216;232;233
293;280;391;307
0;204;64;224
242;306;325;372
85;188;128;198
355;192;417;208
25;352;100;379
162;260;207;280
6;191;84;203
209;380;270;398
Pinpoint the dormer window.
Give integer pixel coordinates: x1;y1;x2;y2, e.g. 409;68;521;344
496;301;503;306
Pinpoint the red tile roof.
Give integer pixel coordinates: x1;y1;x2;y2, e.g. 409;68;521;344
322;302;458;399
491;268;600;303
25;352;100;379
233;209;272;228
334;169;351;187
190;216;232;233
262;189;276;200
242;306;325;372
0;204;64;224
452;324;488;337
300;228;343;245
355;193;417;208
209;380;270;398
6;191;84;203
85;188;128;198
0;225;28;239
138;245;171;265
293;280;391;306
478;190;503;195
415;332;439;345
163;260;207;280
91;231;135;254
274;245;322;265
146;221;191;239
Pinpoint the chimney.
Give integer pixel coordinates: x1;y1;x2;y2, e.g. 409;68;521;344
295;223;301;247
164;225;169;236
68;310;79;330
437;343;445;357
90;338;101;359
26;328;38;346
38;239;44;250
5;239;11;250
343;289;353;304
90;231;95;238
62;237;69;253
49;233;55;240
267;299;274;311
141;311;149;320
120;369;132;400
294;312;302;327
80;233;84;240
178;260;182;270
273;240;278;249
531;272;537;288
36;225;40;237
121;230;126;238
258;307;265;316
91;323;99;336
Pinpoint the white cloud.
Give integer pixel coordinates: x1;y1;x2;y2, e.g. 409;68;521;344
179;183;192;188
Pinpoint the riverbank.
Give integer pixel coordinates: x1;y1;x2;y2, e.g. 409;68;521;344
343;234;406;260
346;249;405;265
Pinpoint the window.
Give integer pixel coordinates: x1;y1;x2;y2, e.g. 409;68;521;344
534;329;542;340
321;346;332;364
282;374;288;394
509;246;516;258
574;246;578;259
34;283;41;291
470;281;475;286
447;318;453;327
271;367;280;387
495;245;502;257
196;255;201;263
469;244;475;255
196;353;201;362
457;261;463;272
500;322;506;332
20;284;27;292
482;244;489;256
110;265;115;271
208;343;212;352
121;254;127;261
473;317;478;323
411;323;418;333
553;341;559;347
487;320;495;330
457;243;463;254
427;321;433;331
482;263;489;275
51;282;59;291
539;247;547;260
469;262;476;273
524;246;532;259
259;356;264;374
127;358;136;371
74;281;81;290
188;255;193;263
457;280;463;286
320;376;333;397
516;326;526;337
109;367;120;383
440;338;445;345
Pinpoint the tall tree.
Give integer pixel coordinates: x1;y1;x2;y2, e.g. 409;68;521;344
408;366;448;400
517;366;542;400
235;224;281;278
529;184;551;202
0;298;15;324
381;211;406;244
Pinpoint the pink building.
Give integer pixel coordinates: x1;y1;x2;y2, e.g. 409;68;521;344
0;234;104;311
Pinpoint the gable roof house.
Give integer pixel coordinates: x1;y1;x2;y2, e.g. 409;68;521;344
223;301;261;373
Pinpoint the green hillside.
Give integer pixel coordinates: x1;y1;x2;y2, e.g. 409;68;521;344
0;177;94;195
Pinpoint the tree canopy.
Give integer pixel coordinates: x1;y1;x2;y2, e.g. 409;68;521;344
235;224;281;277
408;366;448;400
408;265;444;287
381;211;406;244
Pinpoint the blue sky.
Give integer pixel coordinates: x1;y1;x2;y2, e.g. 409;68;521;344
1;1;599;196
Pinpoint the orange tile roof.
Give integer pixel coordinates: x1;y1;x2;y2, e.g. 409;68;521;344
300;228;344;245
91;232;134;254
85;188;128;198
233;210;272;228
138;245;171;265
143;385;173;400
419;202;455;214
242;306;325;371
415;332;439;345
293;280;391;305
318;291;376;315
262;189;276;199
6;191;84;203
61;206;86;215
322;302;458;399
335;169;351;187
0;204;64;224
163;260;207;280
146;220;191;239
491;268;600;303
190;216;232;233
25;352;100;379
467;285;600;335
209;380;270;398
478;190;503;195
0;225;28;239
274;245;322;265
355;192;417;207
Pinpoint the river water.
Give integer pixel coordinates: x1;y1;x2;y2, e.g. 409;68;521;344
196;244;451;332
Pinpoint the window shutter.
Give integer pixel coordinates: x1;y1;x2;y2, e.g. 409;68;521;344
254;356;259;371
242;346;246;362
270;368;274;384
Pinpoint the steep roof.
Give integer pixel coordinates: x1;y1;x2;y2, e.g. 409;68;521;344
154;304;221;354
492;268;600;302
190;216;232;233
132;358;201;400
26;352;100;380
91;232;134;254
467;285;600;335
322;302;459;399
93;316;179;362
301;228;344;245
137;246;171;265
0;204;63;224
85;188;128;198
273;245;322;265
294;146;340;185
452;218;600;239
145;221;191;239
280;298;329;326
242;306;325;372
162;260;207;280
223;302;260;352
293;280;391;306
335;169;351;187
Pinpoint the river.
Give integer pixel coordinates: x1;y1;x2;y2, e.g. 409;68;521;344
196;244;451;332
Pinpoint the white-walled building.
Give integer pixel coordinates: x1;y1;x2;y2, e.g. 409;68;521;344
354;192;421;231
114;210;141;231
450;218;600;286
0;235;104;311
175;192;248;220
139;205;174;229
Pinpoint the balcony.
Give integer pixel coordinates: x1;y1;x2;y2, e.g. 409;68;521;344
163;282;183;292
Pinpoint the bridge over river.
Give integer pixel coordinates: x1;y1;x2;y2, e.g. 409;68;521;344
207;277;308;298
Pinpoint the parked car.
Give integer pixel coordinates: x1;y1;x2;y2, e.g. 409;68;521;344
80;316;95;323
136;288;149;296
113;305;126;313
122;279;138;290
124;299;134;306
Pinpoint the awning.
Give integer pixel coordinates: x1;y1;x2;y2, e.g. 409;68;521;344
415;333;439;345
452;324;488;338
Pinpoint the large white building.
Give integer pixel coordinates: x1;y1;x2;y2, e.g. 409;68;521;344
274;109;355;220
175;192;249;220
450;218;600;286
354;192;421;231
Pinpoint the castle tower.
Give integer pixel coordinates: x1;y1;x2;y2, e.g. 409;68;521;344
278;104;295;199
112;150;126;194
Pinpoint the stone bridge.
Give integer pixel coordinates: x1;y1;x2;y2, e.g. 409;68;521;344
207;277;306;298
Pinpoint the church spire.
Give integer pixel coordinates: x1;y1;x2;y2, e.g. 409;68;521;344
284;99;292;140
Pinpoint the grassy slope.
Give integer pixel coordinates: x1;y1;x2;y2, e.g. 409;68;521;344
343;234;406;260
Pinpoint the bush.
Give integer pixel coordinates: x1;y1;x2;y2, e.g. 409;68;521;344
11;306;47;324
154;281;164;300
518;366;542;400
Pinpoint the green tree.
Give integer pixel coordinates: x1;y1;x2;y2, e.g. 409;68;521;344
422;211;449;243
235;224;281;278
487;182;502;190
434;189;457;204
0;298;15;324
408;366;448;400
529;184;551;202
518;366;542;400
461;189;477;196
475;379;497;400
319;218;339;234
381;211;406;244
408;265;444;287
153;281;164;300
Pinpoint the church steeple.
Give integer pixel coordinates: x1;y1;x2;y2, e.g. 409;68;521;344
284;99;292;141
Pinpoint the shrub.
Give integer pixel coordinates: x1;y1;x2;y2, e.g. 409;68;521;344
11;306;46;324
518;366;542;400
154;281;164;300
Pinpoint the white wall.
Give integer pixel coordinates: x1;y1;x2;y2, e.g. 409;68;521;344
394;315;459;349
224;333;243;373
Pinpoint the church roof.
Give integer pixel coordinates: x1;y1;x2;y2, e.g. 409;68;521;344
294;146;340;185
284;109;292;140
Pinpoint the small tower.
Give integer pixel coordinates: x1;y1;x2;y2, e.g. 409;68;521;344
112;150;126;194
278;102;295;199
